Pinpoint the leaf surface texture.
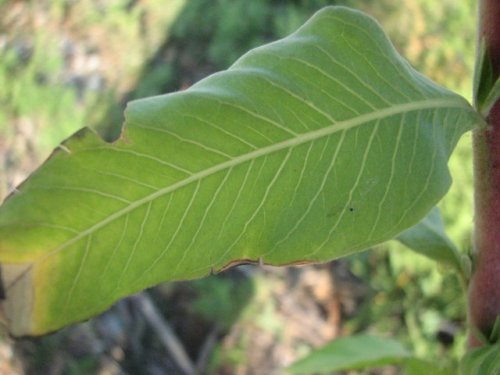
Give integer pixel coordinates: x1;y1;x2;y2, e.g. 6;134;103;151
0;6;479;335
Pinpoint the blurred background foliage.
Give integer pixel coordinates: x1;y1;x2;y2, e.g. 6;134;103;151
0;0;477;374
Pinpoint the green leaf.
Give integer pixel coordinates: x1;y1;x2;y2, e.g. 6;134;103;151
490;316;500;344
287;335;410;374
287;335;455;375
0;6;480;335
395;206;468;278
461;344;500;375
479;77;500;117
473;38;492;108
473;37;500;117
404;358;454;375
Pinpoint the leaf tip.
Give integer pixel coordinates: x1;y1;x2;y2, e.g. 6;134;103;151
0;264;35;337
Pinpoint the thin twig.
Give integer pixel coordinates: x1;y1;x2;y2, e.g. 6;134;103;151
195;326;219;374
133;292;197;375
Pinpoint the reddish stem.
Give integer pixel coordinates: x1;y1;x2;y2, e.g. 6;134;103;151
468;0;500;347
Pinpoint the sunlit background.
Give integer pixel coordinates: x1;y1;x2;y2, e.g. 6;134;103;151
0;0;477;374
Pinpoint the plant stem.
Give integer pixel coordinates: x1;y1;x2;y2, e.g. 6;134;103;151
469;0;500;347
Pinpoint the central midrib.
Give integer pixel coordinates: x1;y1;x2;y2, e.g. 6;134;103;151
39;97;470;261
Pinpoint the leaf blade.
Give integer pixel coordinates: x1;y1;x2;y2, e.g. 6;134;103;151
461;344;500;375
396;206;468;278
287;335;411;374
0;6;480;335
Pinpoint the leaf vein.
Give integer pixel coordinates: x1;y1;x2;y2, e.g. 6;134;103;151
34;98;469;264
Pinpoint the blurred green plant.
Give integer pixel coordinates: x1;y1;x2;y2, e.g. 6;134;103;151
0;31;86;155
192;275;253;331
170;0;338;69
0;0;185;167
288;334;455;375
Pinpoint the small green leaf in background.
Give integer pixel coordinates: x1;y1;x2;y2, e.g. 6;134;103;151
460;343;500;375
396;206;468;279
287;335;410;374
490;316;500;344
473;37;500;117
287;335;456;375
404;358;454;375
0;6;481;336
478;77;500;117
